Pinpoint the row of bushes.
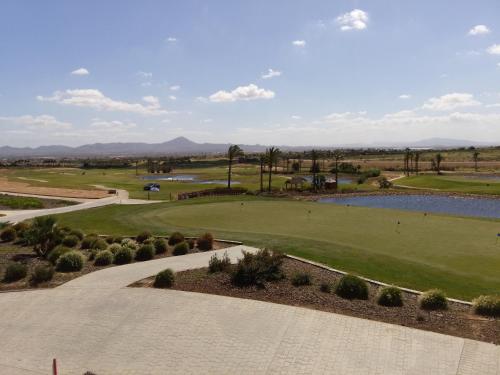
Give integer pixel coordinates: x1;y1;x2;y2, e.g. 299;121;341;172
3;263;54;284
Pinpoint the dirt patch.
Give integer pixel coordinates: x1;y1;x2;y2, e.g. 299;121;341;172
134;258;499;345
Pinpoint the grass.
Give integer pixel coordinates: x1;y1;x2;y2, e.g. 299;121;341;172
53;196;500;300
398;175;500;195
0;194;43;209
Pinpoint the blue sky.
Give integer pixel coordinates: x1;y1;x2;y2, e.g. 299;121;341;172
1;0;500;147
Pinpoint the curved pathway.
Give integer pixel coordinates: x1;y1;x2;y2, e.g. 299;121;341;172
0;246;498;374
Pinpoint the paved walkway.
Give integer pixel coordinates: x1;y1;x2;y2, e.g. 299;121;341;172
0;246;497;374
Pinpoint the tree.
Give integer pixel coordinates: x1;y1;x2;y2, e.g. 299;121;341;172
310;150;321;191
434;153;443;174
332;150;344;191
414;152;420;175
227;145;243;189
473;151;480;172
24;216;62;257
259;154;265;192
266;147;280;192
403;148;411;176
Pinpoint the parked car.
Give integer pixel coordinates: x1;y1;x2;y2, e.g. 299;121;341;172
144;183;160;191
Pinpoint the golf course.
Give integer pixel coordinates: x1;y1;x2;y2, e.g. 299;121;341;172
53;196;500;300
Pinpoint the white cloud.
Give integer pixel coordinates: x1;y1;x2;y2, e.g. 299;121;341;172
336;9;369;31
468;25;490;36
399;94;411;99
262;69;282;79
292;40;306;47
71;68;89;76
202;118;213;123
0;115;72;130
169;85;180;91
89;119;137;131
291;115;301;120
422;93;481;111
168;95;177;101
209;84;275;103
487;44;500;55
166;37;177;42
137;71;153;79
37;89;168;115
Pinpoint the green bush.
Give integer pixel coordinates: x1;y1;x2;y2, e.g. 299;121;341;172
419;289;448;311
173;242;189;256
56;251;84;272
0;227;16;242
105;236;115;244
108;243;122;254
197;232;214;251
153;268;175;288
113;236;123;244
47;245;72;265
121;238;137;250
13;222;30;237
69;229;84;240
208;252;231;273
472;295;500;317
91;238;108;251
153;238;167;254
320;282;332;293
114;246;133;265
30;264;54;284
62;235;79;248
335;274;369;300
81;235;98;249
3;262;27;282
377;286;403;307
291;272;312;287
94;250;114;266
231;249;284;287
135;244;154;261
136;230;152;244
168;231;184;246
187;239;196;249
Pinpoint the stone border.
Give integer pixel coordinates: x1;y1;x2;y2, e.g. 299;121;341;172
286;254;473;306
97;234;243;246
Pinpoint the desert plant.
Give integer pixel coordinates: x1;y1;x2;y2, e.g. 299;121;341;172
187;238;196;249
291;272;312;287
376;286;403;307
91;238;108;251
208;252;231;273
197;232;214;251
56;251;84;272
81;235;98;249
168;232;185;246
419;289;448;311
121;238;137;250
320;282;332;293
13;222;30;237
136;230;152;244
172;241;189;256
135;244;154;261
153;268;175;288
113;236;123;244
472;295;500;317
69;229;84;240
24;216;63;257
378;176;393;189
62;235;79;248
153;238;167;254
3;262;27;282
108;243;122;254
30;264;54;284
105;236;115;244
231;249;284;287
0;227;16;242
94;250;114;266
47;245;72;265
114;246;133;265
335;274;369;300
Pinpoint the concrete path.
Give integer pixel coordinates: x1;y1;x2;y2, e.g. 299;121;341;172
0;246;497;375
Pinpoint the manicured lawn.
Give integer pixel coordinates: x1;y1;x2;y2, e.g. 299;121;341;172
398;175;500;195
54;196;500;300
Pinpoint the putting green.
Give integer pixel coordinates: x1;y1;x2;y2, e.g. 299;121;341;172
54;197;500;300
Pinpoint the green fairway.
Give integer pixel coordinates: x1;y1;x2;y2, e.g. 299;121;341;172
54;196;500;300
398;175;500;195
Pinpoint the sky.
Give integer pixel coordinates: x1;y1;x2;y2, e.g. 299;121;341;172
1;0;500;147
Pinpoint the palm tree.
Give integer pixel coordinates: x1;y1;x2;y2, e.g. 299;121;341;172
259;154;265;192
414;151;420;175
434;153;443;174
332;150;344;190
266;146;280;192
473;151;480;172
310;149;320;191
227;145;243;189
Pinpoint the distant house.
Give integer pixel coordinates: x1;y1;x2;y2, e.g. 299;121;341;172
324;178;337;190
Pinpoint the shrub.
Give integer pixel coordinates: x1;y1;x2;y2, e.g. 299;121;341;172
378;176;393;189
108;243;122;254
291;272;312;287
197;232;214;251
136;230;152;244
187;239;196;249
135;244;154;261
168;231;184;246
208;252;231;273
121;238;137;250
69;229;84;240
47;245;72;265
105;236;115;244
62;235;79;248
419;289;448;311
91;238;108;251
472;295;500;317
153;238;167;254
81;235;98;249
13;222;30;237
153;268;175;288
3;262;27;282
30;264;54;284
335;274;369;300
320;282;332;293
172;242;189;256
231;249;284;287
377;286;403;307
56;251;84;272
113;236;123;244
0;227;16;242
94;250;114;266
114;246;133;265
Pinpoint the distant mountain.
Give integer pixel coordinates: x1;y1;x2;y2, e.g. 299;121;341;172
0;136;496;159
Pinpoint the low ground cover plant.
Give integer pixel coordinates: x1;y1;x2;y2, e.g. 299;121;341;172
81;235;98;249
62;235;79;248
0;227;16;242
168;232;184;246
208;252;231;273
153;238;167;254
231;249;284;287
154;268;175;288
320;282;332;293
291;272;312;286
136;230;152;244
197;232;214;251
377;286;403;307
108;243;122;254
30;264;54;284
94;250;114;266
56;251;84;272
114;246;133;265
135;244;154;261
47;245;72;265
419;289;448;311
472;295;500;317
3;262;27;282
335;274;369;300
173;241;189;256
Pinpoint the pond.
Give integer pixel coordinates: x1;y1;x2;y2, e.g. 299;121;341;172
318;194;500;219
303;176;354;184
141;175;239;185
